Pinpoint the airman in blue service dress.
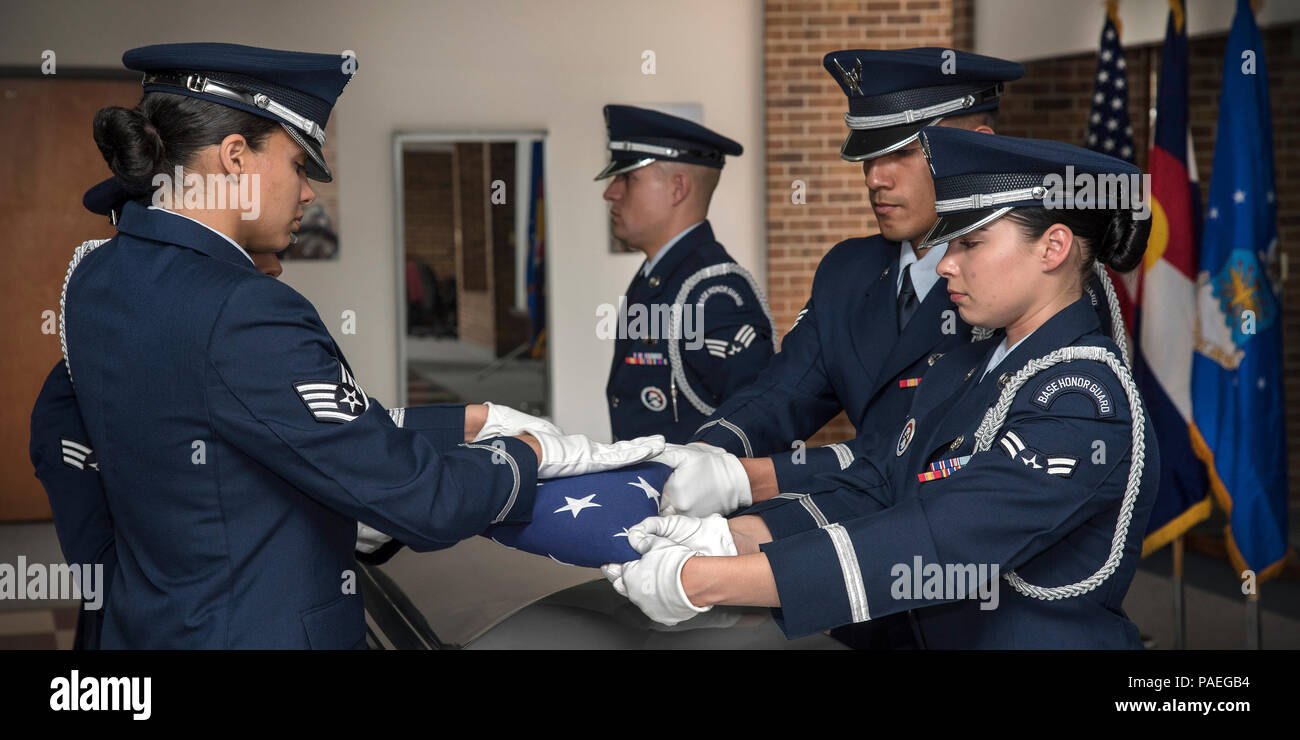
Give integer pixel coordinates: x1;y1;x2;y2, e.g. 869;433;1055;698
597;105;775;443
754;128;1160;648
55;44;541;649
690;48;1024;484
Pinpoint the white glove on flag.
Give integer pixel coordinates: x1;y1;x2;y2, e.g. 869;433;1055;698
601;539;709;627
532;432;665;479
473;402;563;442
628;514;738;557
654;443;752;517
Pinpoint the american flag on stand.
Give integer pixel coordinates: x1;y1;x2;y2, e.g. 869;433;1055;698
1085;0;1139;340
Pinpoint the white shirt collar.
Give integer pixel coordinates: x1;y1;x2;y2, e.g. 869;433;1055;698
147;206;255;266
982;330;1035;380
641;221;705;278
896;240;947;301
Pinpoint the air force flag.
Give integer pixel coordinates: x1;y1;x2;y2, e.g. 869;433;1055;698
1191;0;1288;581
484;462;669;567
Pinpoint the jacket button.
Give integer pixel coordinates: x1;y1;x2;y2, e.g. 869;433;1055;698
949;435;964;450
648;275;661;288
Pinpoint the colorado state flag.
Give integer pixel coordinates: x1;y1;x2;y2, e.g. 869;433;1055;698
1191;0;1289;580
1138;0;1211;554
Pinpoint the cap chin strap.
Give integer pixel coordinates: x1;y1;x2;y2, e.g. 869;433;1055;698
142;72;326;147
971;345;1146;600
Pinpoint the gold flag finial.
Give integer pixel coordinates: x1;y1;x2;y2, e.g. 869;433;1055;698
1106;0;1123;37
1169;0;1185;33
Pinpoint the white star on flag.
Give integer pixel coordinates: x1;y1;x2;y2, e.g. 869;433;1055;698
554;493;602;518
1234;190;1246;203
1209;207;1219;219
628;476;661;503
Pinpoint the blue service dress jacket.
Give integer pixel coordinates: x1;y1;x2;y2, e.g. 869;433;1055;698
59;202;538;649
606;221;774;443
753;295;1159;649
690;235;985;487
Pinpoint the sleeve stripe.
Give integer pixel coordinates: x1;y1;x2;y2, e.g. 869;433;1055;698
717;419;753;458
822;523;870;623
828;442;854;470
776;492;830;528
462;442;521;523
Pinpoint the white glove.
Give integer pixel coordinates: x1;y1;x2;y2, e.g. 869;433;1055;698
355;522;392;554
472;402;563;442
602;538;709;627
532;432;665;479
654;443;752;517
628;514;737;557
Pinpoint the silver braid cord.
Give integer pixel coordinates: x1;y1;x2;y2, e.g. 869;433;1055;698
667;263;778;416
59;239;110;385
971;345;1147;600
1092;261;1132;368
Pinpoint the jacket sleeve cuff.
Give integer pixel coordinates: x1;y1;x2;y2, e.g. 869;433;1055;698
469;435;538;524
388;404;467;450
770;444;852;492
760;497;940;639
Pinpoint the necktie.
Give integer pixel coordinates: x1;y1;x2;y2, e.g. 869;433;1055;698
897;263;918;331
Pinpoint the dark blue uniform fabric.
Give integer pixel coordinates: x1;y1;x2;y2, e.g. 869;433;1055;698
607;221;774;443
691;235;982;490
757;296;1159;648
29;361;116;649
60;201;538;649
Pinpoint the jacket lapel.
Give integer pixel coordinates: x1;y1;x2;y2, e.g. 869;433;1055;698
875;275;957;384
847;244;901;386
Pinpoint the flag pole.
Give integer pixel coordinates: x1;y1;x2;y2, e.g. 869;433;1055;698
1172;534;1186;649
1246;588;1261;649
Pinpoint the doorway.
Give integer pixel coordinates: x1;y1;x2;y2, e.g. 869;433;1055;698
393;133;549;414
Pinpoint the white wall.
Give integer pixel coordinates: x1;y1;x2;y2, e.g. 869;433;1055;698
2;0;766;439
975;0;1300;61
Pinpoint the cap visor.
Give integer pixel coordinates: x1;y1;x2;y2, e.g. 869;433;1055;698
919;206;1013;249
281;123;332;182
839;119;935;161
594;157;655;180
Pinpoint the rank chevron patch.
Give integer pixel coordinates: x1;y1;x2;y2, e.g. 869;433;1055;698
61;438;98;471
704;324;757;359
998;430;1077;477
294;360;370;423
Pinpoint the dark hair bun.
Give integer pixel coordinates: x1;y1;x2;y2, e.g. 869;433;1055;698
1098;209;1150;273
92;106;165;196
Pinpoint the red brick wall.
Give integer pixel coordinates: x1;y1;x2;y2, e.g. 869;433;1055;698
997;22;1300;505
402;150;456;281
764;0;956;444
456;142;493;348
